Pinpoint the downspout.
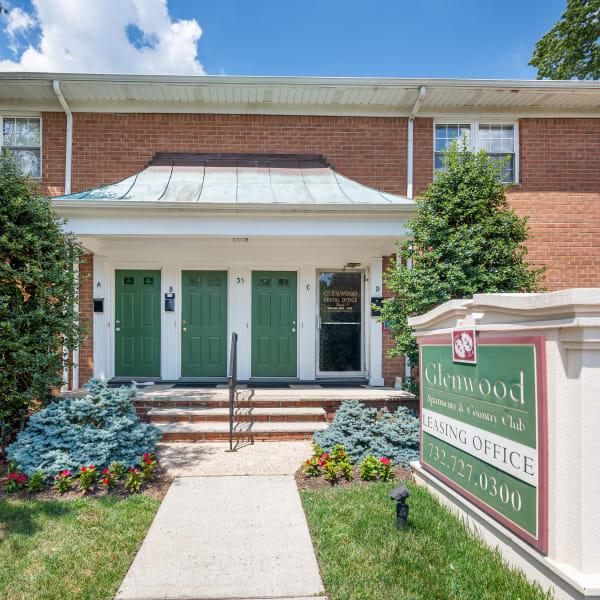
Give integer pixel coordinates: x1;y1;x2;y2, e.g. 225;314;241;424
54;80;74;390
52;80;72;195
404;85;425;385
406;85;426;199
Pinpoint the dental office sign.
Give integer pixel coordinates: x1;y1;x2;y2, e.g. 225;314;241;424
419;333;548;553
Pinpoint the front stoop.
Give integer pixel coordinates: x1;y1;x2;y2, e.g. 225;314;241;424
134;386;416;442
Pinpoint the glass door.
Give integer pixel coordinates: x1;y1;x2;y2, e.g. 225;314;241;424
317;271;363;376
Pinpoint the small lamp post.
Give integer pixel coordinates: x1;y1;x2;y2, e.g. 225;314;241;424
389;483;410;530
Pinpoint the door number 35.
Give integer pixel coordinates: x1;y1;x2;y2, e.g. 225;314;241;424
236;277;245;284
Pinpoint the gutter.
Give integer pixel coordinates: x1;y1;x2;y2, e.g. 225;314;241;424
406;85;426;198
52;80;72;195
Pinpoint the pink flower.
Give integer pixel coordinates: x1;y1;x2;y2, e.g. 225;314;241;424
317;459;323;466
135;469;140;474
81;467;87;472
110;474;115;478
322;454;330;459
380;457;391;466
61;470;71;477
143;453;149;459
8;473;17;479
17;475;27;483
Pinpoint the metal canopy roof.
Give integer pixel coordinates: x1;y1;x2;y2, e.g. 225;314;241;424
2;73;600;116
54;152;415;207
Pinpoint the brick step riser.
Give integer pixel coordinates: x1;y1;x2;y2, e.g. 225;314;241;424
149;415;326;423
161;432;314;442
135;399;417;410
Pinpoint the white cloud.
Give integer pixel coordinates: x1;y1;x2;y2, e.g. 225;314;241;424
0;0;205;74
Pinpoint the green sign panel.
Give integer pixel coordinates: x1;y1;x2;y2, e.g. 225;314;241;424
420;337;547;552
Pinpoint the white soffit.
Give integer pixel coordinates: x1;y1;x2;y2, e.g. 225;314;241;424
1;73;600;116
52;152;415;209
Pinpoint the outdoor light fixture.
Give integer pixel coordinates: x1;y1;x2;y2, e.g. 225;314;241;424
345;262;361;268
232;237;248;242
389;483;410;530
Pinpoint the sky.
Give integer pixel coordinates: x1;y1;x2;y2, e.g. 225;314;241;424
0;0;568;79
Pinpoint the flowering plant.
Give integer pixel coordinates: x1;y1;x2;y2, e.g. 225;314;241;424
109;461;125;479
140;452;157;481
77;465;97;494
101;467;117;490
359;455;380;480
54;470;73;493
378;457;394;482
125;467;143;493
3;471;27;492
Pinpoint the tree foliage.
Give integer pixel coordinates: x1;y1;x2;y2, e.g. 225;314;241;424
0;155;85;441
380;139;545;369
529;0;600;80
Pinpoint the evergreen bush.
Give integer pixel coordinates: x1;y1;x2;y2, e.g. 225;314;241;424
6;378;161;479
312;400;420;467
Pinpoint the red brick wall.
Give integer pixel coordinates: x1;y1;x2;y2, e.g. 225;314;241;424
78;254;94;386
42;112;409;196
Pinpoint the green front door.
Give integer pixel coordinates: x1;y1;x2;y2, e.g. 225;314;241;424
115;270;161;377
251;271;297;377
181;271;227;377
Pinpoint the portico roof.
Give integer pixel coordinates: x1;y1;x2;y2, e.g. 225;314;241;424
53;153;415;207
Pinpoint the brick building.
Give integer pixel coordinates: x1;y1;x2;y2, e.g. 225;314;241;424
1;73;598;389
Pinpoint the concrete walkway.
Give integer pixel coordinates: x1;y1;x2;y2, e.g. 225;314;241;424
156;441;313;477
115;475;325;600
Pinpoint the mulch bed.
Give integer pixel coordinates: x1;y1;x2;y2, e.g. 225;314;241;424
0;461;173;502
295;463;414;492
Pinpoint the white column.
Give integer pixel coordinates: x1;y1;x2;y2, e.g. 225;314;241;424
229;268;251;380
161;265;179;380
368;258;384;386
92;255;107;379
298;266;316;380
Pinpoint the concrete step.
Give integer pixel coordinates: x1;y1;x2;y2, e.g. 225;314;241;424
156;420;328;442
147;406;326;423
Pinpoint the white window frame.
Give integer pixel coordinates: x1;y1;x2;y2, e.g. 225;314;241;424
433;119;519;184
1;114;43;179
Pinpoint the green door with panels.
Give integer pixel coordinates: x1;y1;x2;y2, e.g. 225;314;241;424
181;271;227;377
251;271;297;377
115;270;161;377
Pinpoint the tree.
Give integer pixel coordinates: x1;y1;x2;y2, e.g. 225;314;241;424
0;155;86;443
379;139;545;374
529;0;600;80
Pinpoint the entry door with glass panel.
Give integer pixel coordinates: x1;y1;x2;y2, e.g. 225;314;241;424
251;271;297;377
115;270;161;377
181;271;227;377
318;271;363;375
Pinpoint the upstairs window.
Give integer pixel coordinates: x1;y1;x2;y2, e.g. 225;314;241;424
434;121;517;183
2;117;42;178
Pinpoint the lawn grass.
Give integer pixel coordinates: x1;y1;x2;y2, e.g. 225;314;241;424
301;482;552;600
0;495;160;600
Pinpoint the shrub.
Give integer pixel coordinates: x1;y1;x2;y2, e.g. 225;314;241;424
359;455;380;480
3;472;27;492
125;468;143;493
76;465;97;494
378;457;394;482
6;378;162;479
0;155;85;442
312;400;420;467
140;452;157;481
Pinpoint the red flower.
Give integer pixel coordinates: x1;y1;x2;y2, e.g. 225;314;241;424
81;467;87;472
103;468;109;475
89;465;96;470
305;460;310;465
8;473;17;479
129;467;135;472
380;457;391;466
61;470;71;477
135;469;140;474
340;451;345;456
103;479;109;485
145;458;152;465
322;454;330;459
317;459;323;466
143;453;149;459
17;475;27;483
323;462;328;468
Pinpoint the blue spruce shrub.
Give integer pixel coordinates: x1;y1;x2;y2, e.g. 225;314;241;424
6;378;161;478
312;399;420;467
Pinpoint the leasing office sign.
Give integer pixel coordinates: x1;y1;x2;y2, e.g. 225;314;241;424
419;335;548;553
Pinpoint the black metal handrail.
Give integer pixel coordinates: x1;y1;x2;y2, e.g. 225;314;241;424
227;332;238;452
